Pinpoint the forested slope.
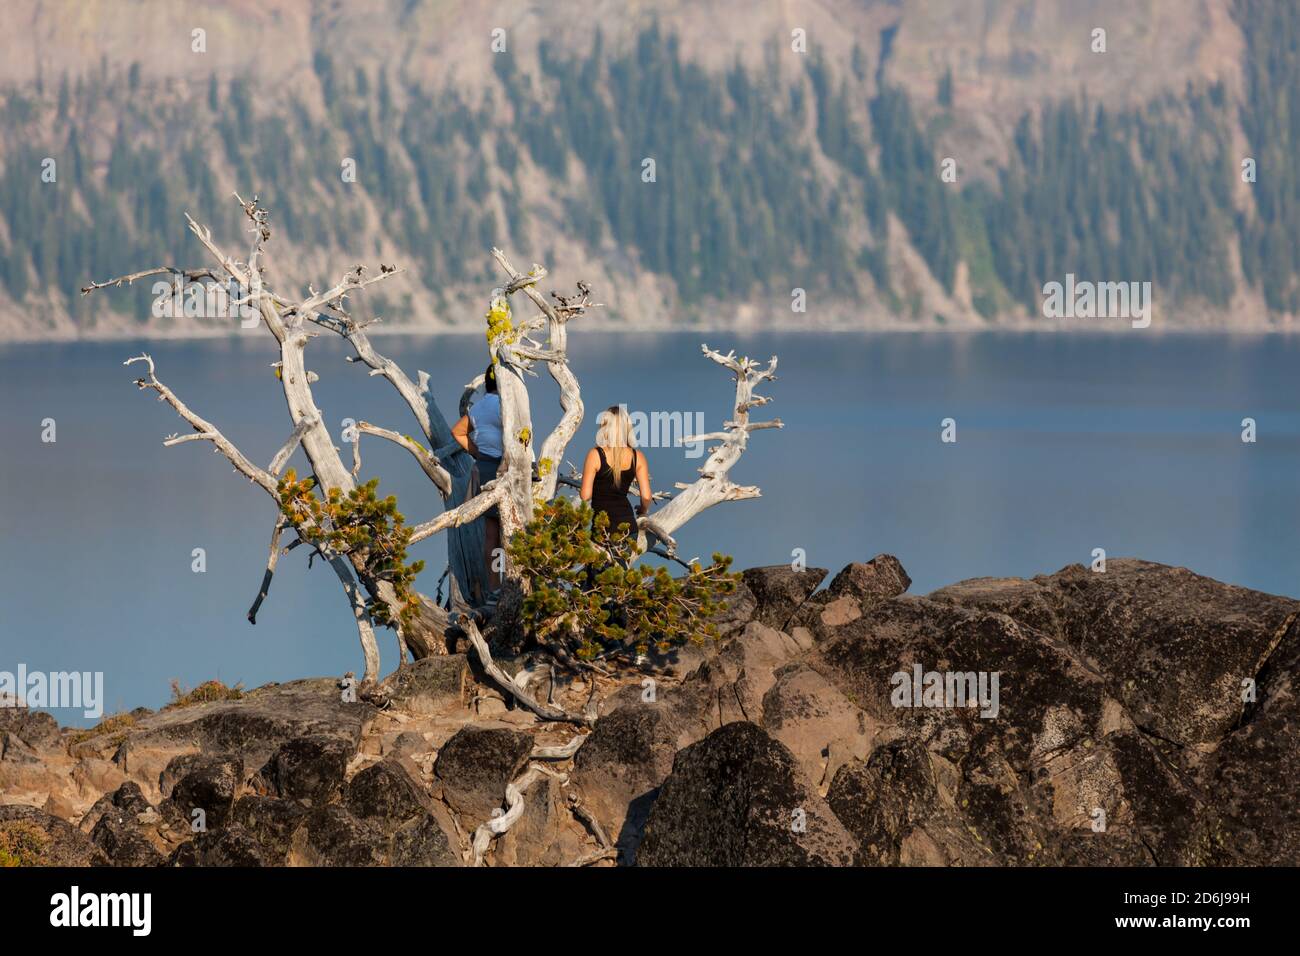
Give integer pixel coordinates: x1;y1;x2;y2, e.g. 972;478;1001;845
0;0;1293;339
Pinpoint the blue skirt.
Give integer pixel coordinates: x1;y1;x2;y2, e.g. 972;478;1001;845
474;456;502;519
476;455;501;485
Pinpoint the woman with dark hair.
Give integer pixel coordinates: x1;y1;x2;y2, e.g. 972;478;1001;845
452;364;504;595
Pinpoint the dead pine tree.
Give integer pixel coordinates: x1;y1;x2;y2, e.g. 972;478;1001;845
83;194;782;722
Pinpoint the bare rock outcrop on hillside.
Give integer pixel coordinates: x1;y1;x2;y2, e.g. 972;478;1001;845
2;557;1297;867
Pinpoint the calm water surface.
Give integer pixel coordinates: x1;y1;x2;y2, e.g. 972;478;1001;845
2;331;1297;722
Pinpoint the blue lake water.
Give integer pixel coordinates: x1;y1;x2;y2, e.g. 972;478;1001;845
2;331;1298;723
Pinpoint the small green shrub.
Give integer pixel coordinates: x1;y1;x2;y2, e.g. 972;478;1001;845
507;496;738;661
278;471;424;629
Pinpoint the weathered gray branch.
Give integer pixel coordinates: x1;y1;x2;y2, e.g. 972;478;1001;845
408;482;509;544
248;516;289;624
642;345;782;554
355;422;451;496
489;249;596;507
268;416;317;476
124;354;278;496
458;615;593;725
80;266;221;296
469;763;565;866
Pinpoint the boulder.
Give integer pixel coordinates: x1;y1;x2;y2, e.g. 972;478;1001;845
80;780;153;832
1193;612;1300;864
0;705;60;750
288;804;387;867
90;810;165;867
158;751;211;798
790;555;912;642
0;804;107;866
759;663;879;791
929;560;1300;747
383;655;471;715
256;734;352;805
740;565;827;630
345;757;436;828
229;795;308;864
389;813;462;866
827;554;912;605
826;740;987;866
928;575;1065;639
82;781;165;867
809;596;1118;769
170;824;271;867
685;621;804;730
638;722;858;866
160;753;243;831
808;588;1250;865
193;824;270;866
571;704;687;862
1;730;41;764
710;577;758;637
77;678;373;772
433;726;533;822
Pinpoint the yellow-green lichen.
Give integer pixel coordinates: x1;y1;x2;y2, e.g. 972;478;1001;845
485;294;516;350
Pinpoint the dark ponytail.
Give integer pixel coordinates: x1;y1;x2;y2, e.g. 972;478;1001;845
484;363;497;394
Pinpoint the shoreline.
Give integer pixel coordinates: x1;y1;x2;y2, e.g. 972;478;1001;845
3;319;1300;347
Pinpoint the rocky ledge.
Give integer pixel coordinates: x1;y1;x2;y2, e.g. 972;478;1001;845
2;557;1296;867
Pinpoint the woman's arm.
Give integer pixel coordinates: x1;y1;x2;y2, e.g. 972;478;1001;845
635;450;652;516
451;414;478;456
580;448;599;502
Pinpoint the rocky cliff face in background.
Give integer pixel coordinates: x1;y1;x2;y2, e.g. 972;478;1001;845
2;556;1296;867
1;0;1296;341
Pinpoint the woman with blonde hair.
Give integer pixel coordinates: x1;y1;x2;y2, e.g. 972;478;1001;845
580;404;652;538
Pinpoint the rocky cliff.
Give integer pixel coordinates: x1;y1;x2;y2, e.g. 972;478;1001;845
2;0;1298;340
2;556;1296;866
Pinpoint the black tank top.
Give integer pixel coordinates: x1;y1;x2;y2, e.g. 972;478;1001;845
591;447;637;529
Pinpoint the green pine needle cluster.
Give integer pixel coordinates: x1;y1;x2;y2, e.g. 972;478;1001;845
507;496;739;661
277;470;425;629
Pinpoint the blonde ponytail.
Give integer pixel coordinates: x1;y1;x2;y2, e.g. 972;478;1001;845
595;405;635;484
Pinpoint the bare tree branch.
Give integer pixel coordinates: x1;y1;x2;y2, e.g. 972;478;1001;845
285;264;405;323
408;483;508;544
470;763;566;866
124;354;279;495
328;555;382;685
490;249;597;506
457;615;593;726
642;345;782;554
80;266;221;296
355;422;451;496
268;416;318;476
248;516;289;624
